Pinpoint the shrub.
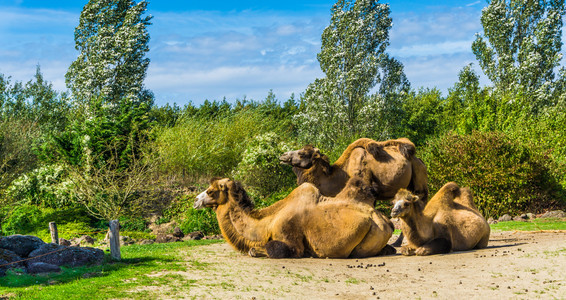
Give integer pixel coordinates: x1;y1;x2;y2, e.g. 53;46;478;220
421;131;563;218
0;204;43;235
232;132;296;197
179;208;219;235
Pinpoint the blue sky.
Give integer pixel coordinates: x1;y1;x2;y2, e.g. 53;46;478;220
1;0;564;106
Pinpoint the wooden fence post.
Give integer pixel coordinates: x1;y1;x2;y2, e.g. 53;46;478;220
49;222;59;245
109;219;121;261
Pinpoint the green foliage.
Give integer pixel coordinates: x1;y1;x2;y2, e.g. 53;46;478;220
179;208;219;235
0;204;44;235
118;215;149;232
5;164;75;208
155;109;271;182
421;131;563;218
297;0;407;150
232;132;296;197
472;0;566;114
66;0;153;105
400;88;443;146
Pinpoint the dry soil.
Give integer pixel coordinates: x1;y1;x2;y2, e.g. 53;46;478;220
145;231;566;299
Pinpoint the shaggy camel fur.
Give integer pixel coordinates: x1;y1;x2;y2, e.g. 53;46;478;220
193;178;395;258
391;182;490;256
279;138;428;204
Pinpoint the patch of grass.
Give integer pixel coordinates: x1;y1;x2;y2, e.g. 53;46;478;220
344;278;361;284
490;219;566;231
0;239;222;299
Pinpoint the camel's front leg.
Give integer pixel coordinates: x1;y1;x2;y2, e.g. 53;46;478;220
248;247;268;257
265;240;301;258
415;238;452;256
400;245;416;256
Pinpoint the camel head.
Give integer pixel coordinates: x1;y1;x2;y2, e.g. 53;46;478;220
279;145;330;170
391;189;421;218
194;177;253;210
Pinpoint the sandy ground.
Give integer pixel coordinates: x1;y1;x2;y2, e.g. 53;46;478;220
148;231;566;299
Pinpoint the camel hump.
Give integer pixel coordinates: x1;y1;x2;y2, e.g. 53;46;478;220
429;182;461;208
366;138;416;160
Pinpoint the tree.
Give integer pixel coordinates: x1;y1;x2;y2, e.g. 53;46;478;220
296;0;407;151
66;0;153;109
472;0;566;113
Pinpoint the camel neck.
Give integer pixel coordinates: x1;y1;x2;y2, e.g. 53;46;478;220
215;201;268;253
400;208;433;247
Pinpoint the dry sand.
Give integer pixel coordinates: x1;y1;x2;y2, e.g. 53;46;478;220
147;231;566;299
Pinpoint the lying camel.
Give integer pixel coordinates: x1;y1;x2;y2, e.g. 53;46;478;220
391;182;490;256
193;177;395;258
279;138;428;204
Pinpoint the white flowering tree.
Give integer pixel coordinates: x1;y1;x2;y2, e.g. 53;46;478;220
296;0;408;151
66;0;153;109
472;0;566;113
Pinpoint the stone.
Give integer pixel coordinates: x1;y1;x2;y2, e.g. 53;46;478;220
137;239;155;245
27;243;104;268
172;227;184;238
78;235;96;246
183;231;204;241
0;248;25;276
526;213;535;219
513;215;527;222
27;262;61;274
487;217;497;224
498;214;512;222
0;235;45;257
119;235;134;246
59;238;71;246
155;234;181;243
540;210;566;219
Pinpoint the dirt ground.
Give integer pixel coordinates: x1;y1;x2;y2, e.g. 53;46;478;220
152;231;566;299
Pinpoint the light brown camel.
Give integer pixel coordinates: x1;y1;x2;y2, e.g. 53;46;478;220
390;182;490;256
193;177;395;258
279;138;428;203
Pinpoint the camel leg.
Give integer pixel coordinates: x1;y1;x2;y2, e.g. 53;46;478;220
265;240;298;258
415;238;452;256
391;232;404;247
377;244;396;256
474;233;490;249
248;247;268;257
400;245;416;256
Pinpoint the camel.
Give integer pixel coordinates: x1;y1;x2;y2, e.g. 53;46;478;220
193;177;395;258
390;182;490;256
279;138;428;204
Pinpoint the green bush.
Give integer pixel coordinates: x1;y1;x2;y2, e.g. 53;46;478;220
1;204;44;235
421;131;563;218
5;164;75;208
179;208;219;235
232;132;296;197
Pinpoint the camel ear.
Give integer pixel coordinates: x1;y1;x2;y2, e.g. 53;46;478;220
218;182;227;191
411;195;420;202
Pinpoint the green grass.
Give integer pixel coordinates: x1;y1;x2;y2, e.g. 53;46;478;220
0;239;222;299
489;218;566;231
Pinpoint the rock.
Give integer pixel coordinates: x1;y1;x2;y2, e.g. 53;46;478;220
0;248;25;276
155;234;181;243
77;235;96;246
0;235;45;257
172;227;184;238
513;215;528;222
203;234;223;240
487;217;497;224
27;262;61;274
498;214;512;222
119;235;135;246
540;210;566;219
183;231;204;241
526;213;535;219
27;243;104;268
59;238;71;246
149;221;178;236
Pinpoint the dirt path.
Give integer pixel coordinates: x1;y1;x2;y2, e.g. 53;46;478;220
151;231;566;299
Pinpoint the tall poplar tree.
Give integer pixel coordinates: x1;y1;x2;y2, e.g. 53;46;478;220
66;0;153;109
296;0;408;150
472;0;566;113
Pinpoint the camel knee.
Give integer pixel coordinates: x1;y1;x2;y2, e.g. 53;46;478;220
415;238;452;256
475;234;490;249
265;240;297;258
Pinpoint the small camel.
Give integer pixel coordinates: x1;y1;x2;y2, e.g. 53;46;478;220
391;182;490;256
194;177;395;258
279;138;428;203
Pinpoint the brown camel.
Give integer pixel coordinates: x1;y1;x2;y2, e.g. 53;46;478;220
391;182;490;256
279;138;428;203
193;177;395;258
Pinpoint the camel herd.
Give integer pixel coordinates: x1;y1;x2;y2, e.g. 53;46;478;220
194;138;490;259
